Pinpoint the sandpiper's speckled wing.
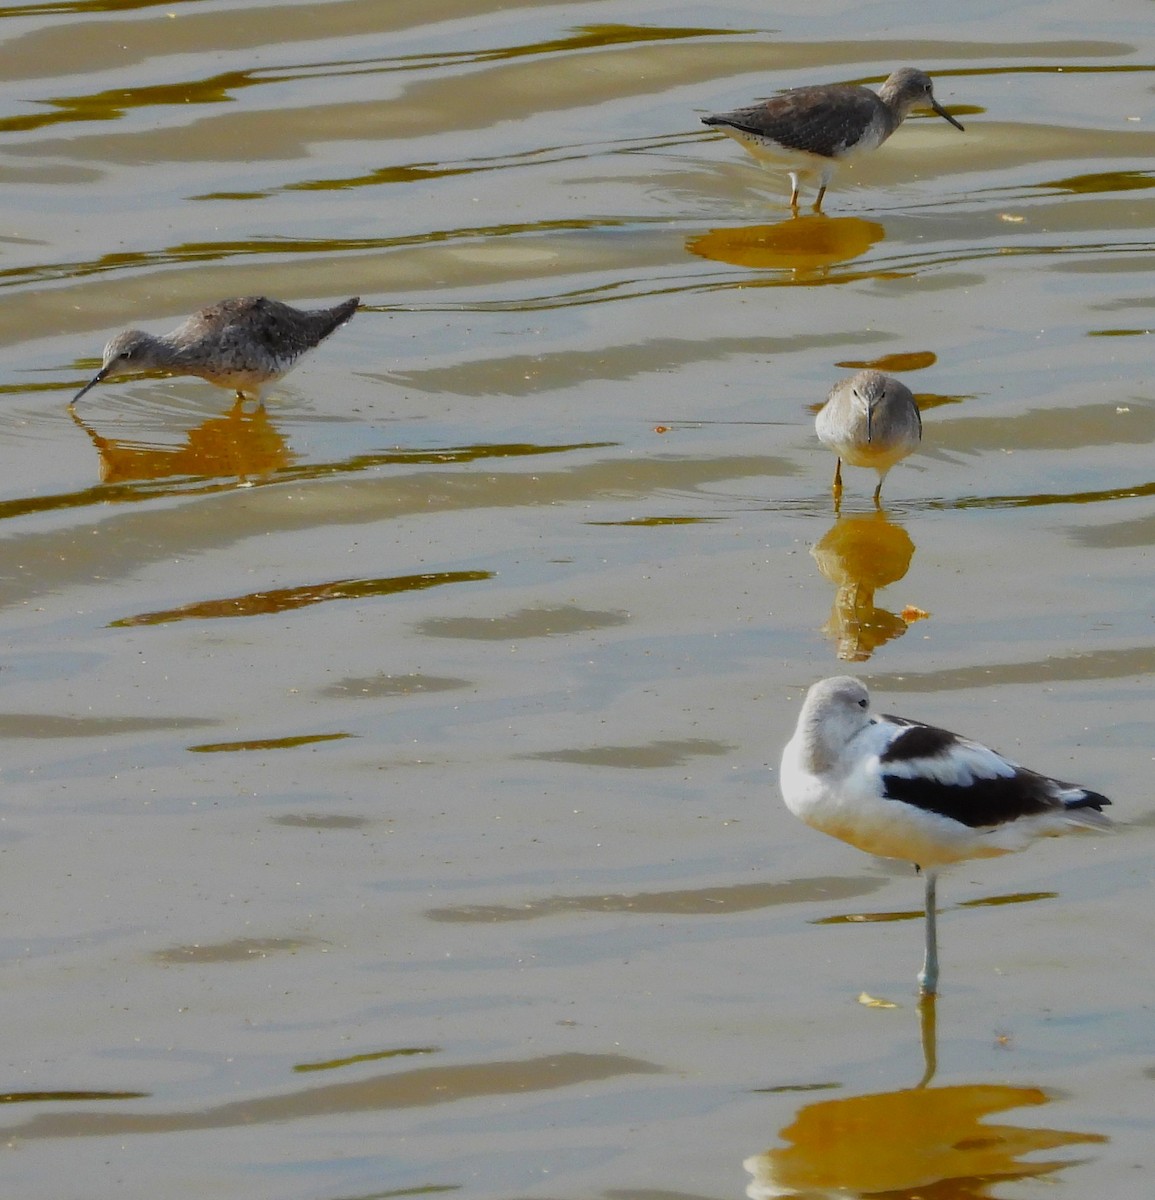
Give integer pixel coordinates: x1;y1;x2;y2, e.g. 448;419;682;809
188;296;359;368
706;85;884;159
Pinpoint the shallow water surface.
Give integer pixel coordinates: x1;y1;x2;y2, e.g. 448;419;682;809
0;2;1153;1197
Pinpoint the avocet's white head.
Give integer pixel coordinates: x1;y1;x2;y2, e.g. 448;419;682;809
792;675;873;773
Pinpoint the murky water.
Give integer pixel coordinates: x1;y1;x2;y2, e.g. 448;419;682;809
0;2;1152;1197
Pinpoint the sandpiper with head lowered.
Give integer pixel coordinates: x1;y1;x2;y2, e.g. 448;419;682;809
702;67;964;211
779;676;1112;994
72;295;361;406
816;370;922;505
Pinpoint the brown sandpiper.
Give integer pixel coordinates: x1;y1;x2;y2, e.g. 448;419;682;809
702;67;964;210
72;295;361;406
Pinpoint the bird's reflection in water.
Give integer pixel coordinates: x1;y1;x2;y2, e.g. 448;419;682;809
746;998;1106;1199
812;509;921;662
745;1081;1105;1199
69;399;294;486
685;214;884;279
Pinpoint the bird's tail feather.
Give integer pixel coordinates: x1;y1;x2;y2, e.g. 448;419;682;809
1061;786;1113;829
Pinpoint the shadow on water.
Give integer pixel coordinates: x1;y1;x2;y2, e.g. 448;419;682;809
868;647;1155;693
812;885;1068;1007
426;875;886;922
0;1052;662;1140
110;569;493;627
7;426;614;516
942;478;1155;510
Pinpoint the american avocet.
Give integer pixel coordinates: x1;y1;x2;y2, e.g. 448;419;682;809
815;370;922;505
701;68;964;211
779;676;1112;994
72;295;360;406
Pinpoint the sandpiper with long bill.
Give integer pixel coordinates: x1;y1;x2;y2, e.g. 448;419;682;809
702;67;964;210
72;295;360;406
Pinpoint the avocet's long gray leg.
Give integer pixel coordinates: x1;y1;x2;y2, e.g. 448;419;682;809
917;870;939;995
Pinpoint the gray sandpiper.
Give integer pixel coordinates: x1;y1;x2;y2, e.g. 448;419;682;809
72;295;361;405
701;67;964;210
815;370;922;504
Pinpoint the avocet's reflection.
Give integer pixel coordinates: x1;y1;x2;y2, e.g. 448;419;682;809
746;997;1106;1198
